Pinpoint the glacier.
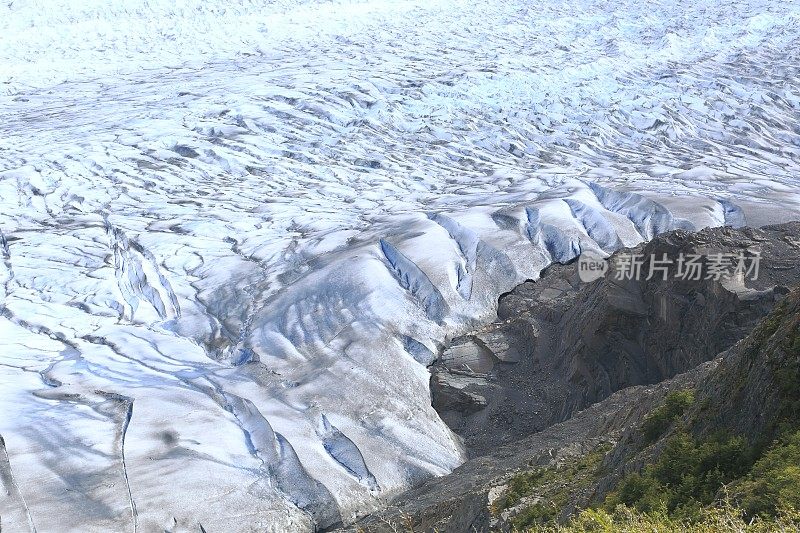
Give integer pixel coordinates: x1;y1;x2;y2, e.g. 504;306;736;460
1;0;800;530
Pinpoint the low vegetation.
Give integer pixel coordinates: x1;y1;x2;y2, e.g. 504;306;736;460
528;502;800;532
510;427;800;532
641;389;695;443
509;391;800;532
605;430;753;519
734;429;800;518
493;445;610;530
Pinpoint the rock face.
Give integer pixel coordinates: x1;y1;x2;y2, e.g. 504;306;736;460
347;222;800;532
431;222;800;456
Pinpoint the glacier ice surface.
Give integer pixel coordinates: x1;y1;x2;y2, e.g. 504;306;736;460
1;0;800;530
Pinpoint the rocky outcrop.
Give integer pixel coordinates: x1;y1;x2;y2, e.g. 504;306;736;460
432;222;800;456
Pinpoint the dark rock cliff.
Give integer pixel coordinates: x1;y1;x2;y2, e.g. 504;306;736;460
433;222;800;455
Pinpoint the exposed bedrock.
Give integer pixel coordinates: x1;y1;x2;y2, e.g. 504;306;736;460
431;222;800;455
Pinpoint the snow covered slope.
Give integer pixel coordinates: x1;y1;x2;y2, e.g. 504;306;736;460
1;0;800;530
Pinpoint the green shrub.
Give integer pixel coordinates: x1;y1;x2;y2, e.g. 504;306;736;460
735;429;800;518
606;430;752;520
514;502;562;530
773;350;800;426
605;473;667;514
500;445;611;528
527;503;800;532
642;390;695;443
497;468;554;511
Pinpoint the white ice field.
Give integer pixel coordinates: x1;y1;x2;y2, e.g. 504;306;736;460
1;0;799;530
